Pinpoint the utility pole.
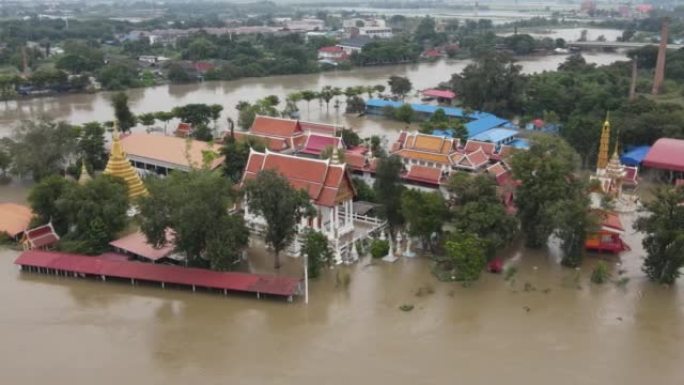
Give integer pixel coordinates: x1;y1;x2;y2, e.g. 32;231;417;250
629;57;637;101
304;253;309;304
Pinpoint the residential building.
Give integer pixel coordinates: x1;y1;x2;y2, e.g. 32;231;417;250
357;26;393;39
336;36;373;54
241;149;385;262
318;46;348;62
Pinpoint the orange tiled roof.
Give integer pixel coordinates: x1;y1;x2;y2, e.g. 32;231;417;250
395;149;451;165
299;120;338;135
455;148;489;170
345;151;368;170
465;140;496;155
405;133;456;154
251;116;303;138
486;162;507;177
120;133;224;170
242;150;354;207
405;165;443;185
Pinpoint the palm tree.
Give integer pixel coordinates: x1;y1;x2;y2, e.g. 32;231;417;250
319;86;335;112
300;90;316;119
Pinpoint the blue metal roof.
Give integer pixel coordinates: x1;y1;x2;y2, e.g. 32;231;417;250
510;138;530;149
365;99;511;138
465;116;509;138
620;145;650;166
470;128;519;143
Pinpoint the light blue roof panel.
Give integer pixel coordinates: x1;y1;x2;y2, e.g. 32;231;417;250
470;128;519;143
621;145;650;166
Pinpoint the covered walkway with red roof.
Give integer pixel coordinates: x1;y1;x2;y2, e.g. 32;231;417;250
643;138;684;174
15;250;302;300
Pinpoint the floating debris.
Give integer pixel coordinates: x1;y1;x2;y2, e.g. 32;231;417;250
524;282;537;292
523;306;531;313
414;285;435;297
399;304;414;312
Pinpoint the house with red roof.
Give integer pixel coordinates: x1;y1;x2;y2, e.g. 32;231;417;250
175;122;193;138
21;223;60;251
241;149;382;262
318;46;348;62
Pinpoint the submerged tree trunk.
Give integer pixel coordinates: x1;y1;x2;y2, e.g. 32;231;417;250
274;250;281;269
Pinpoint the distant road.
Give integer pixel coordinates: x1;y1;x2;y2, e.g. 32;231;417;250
567;41;684;50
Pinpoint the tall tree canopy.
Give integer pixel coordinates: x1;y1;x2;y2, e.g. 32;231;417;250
635;186;684;285
139;170;248;270
401;189;448;250
111;92;136;132
510;135;581;248
374;155;406;235
244;169;314;268
6;119;80;181
388;75;412;99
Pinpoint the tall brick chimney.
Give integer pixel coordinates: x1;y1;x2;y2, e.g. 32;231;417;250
652;17;669;95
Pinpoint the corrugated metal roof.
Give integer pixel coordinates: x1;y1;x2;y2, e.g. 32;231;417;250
620;145;650;167
15;250;301;296
470;128;519;143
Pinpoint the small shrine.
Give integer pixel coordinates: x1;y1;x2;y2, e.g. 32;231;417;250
103;123;148;199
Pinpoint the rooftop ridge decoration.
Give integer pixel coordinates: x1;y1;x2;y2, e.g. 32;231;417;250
103;122;148;199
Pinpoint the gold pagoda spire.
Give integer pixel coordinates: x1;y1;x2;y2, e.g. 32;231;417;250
104;122;148;199
596;112;611;171
78;160;92;185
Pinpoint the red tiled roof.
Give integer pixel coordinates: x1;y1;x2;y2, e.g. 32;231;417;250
300;134;341;156
422;89;455;99
22;223;59;249
251;116;303;138
242;150;354;207
457;148;489;170
593;210;625;233
175;122;192;137
465;140;496;156
319;46;344;53
234;131;290;152
345;151;367;170
193;61;215;73
299;121;338;135
15;250;300;297
643;138;684;172
405;165;443;185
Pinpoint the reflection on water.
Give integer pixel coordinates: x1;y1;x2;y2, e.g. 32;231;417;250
0;51;627;139
1;210;683;384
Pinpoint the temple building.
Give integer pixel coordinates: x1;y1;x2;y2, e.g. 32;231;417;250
119;133;223;173
103;126;148;199
241;148;385;263
590;115;638;199
234;115;340;153
585;209;629;253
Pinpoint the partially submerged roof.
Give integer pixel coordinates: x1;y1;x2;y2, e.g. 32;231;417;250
0;203;33;237
643;138;684;172
470;128;519;143
593;210;625;234
120;133;224;171
422;89;456;99
22;223;59;249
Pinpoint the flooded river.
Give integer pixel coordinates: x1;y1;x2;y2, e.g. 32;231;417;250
1;209;683;384
0;50;627;139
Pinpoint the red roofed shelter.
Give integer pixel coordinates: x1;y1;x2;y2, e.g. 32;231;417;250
21;223;60;250
585;210;629;253
643;138;684;180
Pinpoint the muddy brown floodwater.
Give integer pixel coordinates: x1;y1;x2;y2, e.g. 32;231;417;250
0;180;683;384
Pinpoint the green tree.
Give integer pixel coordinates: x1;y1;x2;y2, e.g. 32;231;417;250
137;112;156;129
511;135;580;248
167;63;193;83
339;128;361;147
374;155;405;235
319;85;335;111
7;119;80;180
300;90;317;119
139;170;248;269
111;92;136;132
244;170;314;269
450;52;525;116
388;75;412;99
210;104;223;131
401;189;448;250
300;229;333;278
414;16;438;43
634;186;684;284
27;175;73;234
550;188;594;267
57;174;130;254
78;122;107;171
444;232;487;284
172;103;213;127
154;111;175;134
447;173;519;258
394;104;415;125
221;135;265;183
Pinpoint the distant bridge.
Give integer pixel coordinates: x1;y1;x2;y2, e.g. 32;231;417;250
567;41;684;50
